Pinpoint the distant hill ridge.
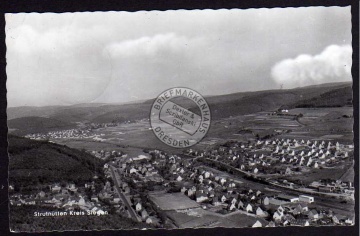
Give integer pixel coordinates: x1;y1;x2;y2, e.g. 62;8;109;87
7;82;352;126
8;116;76;135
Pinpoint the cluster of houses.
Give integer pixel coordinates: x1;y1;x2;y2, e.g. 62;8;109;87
91;149;123;160
103;151;166;226
107;152;164;183
100;142;355;228
177;168;354;226
186;138;352;178
130;197;161;226
25;128;92;140
9;182;110;216
24;119;145;142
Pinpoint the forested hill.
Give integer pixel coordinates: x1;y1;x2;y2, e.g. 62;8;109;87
8;135;104;189
8;116;76;135
290;86;352;108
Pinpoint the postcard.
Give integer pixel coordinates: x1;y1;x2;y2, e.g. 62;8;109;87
6;6;355;232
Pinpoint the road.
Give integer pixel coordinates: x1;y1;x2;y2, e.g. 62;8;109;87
109;166;142;222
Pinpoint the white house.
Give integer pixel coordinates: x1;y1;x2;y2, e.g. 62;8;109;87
246;204;253;213
135;202;142;212
273;211;283;221
252;220;263;228
263;197;270;205
256;207;267;217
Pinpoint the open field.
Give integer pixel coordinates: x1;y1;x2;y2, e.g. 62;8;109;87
339;162;355;182
149;192;200;211
204;107;353;146
24;106;353;155
165;210;219;228
224;212;268;227
165;207;267;228
278;164;352;185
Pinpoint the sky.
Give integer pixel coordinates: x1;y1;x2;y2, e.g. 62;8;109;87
6;7;352;107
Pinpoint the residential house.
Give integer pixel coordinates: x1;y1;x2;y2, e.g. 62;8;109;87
283;214;296;224
195;191;208;203
181;186;187;193
285;167;292;175
78;197;86;206
176;175;183;182
24;199;36;205
308;209;319;220
212;196;221;206
187;188;195;197
91;196;99;202
266;221;276;227
273;211;283;222
292;204;308;215
67;183;78;192
256;207;268;217
37;191;46;199
220;178;227;185
50;184;61;193
113;195;121;204
345;216;355;225
332;214;347;225
124;186;130;194
237;200;244;209
135;202;142;212
227;203;236;211
263;196;270;205
141;209;149;220
245;203;253;213
146;216;160;226
252;220;262;228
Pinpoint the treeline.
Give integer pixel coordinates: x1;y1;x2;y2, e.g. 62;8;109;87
8;135;105;189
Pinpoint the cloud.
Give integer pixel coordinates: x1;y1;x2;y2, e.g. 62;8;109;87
5;8;352;106
104;33;198;58
271;44;352;88
6;24;113;106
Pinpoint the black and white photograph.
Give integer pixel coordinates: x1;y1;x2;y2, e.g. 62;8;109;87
5;6;355;232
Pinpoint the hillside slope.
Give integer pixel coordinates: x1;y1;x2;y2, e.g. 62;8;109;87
8;135;104;188
8;116;76;135
290;86;352;108
7;82;353;124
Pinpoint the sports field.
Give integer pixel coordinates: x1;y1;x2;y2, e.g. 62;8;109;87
149;192;200;211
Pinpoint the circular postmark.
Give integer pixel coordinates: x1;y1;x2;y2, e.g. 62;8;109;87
150;87;211;148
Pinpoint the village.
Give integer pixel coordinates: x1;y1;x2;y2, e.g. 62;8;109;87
8;181;116;216
24;127;107;141
23;121;129;141
9;135;355;228
189;138;354;196
99;137;355;228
